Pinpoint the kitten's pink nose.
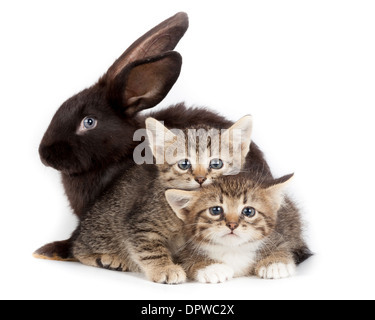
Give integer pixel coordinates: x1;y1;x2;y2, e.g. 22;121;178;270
226;222;239;231
195;176;207;185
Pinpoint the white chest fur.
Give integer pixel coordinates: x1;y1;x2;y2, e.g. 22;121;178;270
204;241;263;277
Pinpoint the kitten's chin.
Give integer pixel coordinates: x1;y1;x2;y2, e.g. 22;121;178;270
168;179;213;190
216;232;247;246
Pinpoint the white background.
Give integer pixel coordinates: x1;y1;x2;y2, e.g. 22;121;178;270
1;0;375;300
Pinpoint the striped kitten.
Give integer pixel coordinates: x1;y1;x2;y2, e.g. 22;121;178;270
72;116;253;284
145;115;253;189
166;173;311;283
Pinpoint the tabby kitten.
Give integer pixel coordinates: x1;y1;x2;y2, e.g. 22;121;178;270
72;116;253;284
166;173;311;283
144;115;253;189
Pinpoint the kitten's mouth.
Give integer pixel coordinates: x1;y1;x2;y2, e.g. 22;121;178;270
224;232;239;237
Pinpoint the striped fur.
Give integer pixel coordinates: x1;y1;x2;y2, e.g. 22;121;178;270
72;119;252;284
166;173;312;282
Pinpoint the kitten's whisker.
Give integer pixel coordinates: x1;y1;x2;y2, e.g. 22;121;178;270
189;231;216;257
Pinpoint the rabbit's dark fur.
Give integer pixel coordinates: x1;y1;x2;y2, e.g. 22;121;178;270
34;13;272;261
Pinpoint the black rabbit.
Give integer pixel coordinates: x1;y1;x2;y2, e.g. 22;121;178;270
34;12;279;262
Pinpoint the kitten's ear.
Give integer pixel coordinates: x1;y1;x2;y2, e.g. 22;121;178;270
264;173;294;204
222;115;253;156
146;117;177;158
165;190;197;221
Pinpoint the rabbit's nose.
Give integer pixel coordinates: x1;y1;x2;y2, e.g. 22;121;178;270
39;152;51;167
39;144;52;167
39;141;73;169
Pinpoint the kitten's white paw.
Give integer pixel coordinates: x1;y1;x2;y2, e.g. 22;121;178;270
258;262;296;280
196;264;234;284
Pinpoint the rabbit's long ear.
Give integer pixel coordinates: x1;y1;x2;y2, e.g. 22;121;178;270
107;51;182;116
106;12;188;82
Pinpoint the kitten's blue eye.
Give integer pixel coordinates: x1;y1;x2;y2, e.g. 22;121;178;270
209;206;224;216
178;159;192;170
83;117;97;130
242;207;256;218
210;159;224;170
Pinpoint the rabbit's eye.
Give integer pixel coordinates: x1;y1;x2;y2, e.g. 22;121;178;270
77;116;97;134
83;117;97;129
80;116;97;130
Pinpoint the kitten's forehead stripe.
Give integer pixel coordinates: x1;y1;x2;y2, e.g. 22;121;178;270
219;194;224;204
243;191;248;204
218;185;232;199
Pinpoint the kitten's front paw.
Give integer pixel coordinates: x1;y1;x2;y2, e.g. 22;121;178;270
257;262;296;280
147;264;186;285
98;254;127;271
196;264;234;284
